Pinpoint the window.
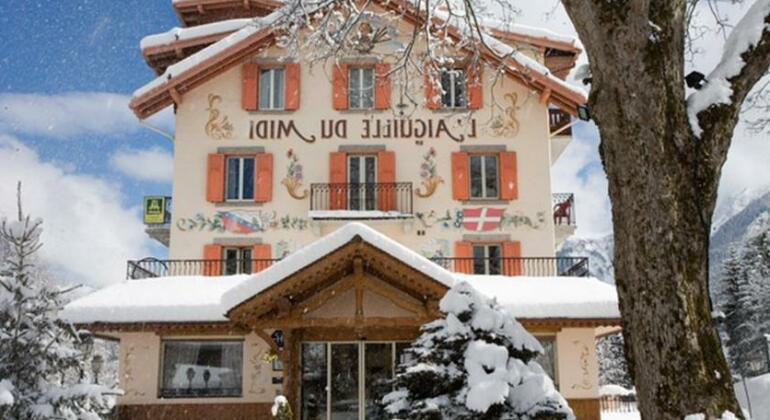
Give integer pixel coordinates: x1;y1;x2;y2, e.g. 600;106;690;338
469;154;499;199
259;68;285;110
226;156;255;201
347;154;377;211
472;244;501;275
440;69;466;108
160;340;243;398
535;336;558;387
223;247;252;275
348;67;375;110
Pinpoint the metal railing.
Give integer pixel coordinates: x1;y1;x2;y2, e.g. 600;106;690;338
309;182;413;217
600;394;638;413
431;257;590;277
127;258;280;279
553;193;576;226
549;108;572;136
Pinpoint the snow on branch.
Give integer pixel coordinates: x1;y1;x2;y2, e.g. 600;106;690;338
687;0;770;137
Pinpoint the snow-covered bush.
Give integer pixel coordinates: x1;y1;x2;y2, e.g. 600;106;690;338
383;281;572;419
0;185;117;419
272;395;293;419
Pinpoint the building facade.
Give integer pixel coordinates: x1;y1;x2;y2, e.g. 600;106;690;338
64;1;620;419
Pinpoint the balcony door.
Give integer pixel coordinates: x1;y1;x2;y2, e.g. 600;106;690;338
348;155;377;211
301;342;406;420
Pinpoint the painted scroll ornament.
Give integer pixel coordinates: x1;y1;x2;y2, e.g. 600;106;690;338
488;93;520;138
204;94;234;140
416;147;444;198
281;149;308;199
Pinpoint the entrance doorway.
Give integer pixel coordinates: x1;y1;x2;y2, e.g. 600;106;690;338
300;342;409;420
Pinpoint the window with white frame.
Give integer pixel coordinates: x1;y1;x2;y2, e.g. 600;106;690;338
223;247;252;275
469;154;499;199
440;69;466;108
471;243;502;275
225;156;255;201
259;68;285;110
348;67;375;109
160;340;243;398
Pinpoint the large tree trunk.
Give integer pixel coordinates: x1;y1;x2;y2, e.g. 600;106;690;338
559;1;756;418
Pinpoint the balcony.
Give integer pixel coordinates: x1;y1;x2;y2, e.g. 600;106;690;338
432;257;590;277
143;196;172;247
127;258;280;279
309;182;414;220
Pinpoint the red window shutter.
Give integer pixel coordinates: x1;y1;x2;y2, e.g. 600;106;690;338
425;71;441;110
502;241;522;276
377;151;396;211
332;63;349;110
206;153;226;203
242;63;259;111
374;63;391;110
284;63;300;111
329;152;347;210
202;244;223;276
255;153;273;202
467;62;483;109
251;244;272;273
454;241;473;274
451;152;469;201
499;151;518;200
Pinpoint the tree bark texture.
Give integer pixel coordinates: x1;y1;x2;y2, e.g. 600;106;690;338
559;1;770;418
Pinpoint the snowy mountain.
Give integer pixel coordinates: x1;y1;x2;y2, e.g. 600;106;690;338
557;234;614;284
710;190;770;295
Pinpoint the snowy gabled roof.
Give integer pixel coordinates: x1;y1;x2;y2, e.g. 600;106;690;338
129;0;587;119
140;18;255;51
61;222;620;326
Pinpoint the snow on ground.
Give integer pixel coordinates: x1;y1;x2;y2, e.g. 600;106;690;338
601;413;640;420
735;373;770;420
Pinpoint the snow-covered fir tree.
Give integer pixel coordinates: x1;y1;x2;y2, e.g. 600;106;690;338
596;333;632;389
383;281;571;420
720;213;770;376
0;184;115;419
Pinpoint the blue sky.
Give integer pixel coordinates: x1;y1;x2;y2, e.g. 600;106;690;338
0;0;767;289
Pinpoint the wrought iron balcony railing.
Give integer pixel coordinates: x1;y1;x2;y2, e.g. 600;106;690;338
549;108;572;136
127;258;280;279
553;193;576;226
309;182;413;218
431;257;590;277
128;256;589;279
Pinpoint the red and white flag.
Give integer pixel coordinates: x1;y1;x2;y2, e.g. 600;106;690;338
462;208;505;231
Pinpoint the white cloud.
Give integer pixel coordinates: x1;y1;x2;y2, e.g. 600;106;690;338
551;123;613;238
110;146;174;183
0;135;150;288
0;92;173;139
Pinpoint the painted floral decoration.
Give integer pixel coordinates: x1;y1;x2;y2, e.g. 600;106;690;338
416;147;444;198
281;148;308;199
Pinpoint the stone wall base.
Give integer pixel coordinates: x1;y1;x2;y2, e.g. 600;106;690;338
115;403;273;420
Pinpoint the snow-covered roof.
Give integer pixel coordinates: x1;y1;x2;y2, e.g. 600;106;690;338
140;18;255;51
130;0;587;118
480;19;581;51
62;222;620;325
459;274;621;320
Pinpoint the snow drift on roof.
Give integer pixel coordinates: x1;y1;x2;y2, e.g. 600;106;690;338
140;18;255;50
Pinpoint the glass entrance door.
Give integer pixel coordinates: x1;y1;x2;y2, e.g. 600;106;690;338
300;342;406;420
348;155;377;211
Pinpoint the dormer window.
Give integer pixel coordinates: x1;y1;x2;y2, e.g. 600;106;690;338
440;69;467;109
348;67;375;110
259;68;285;110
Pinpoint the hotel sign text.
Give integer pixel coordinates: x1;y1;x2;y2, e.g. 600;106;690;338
248;118;478;143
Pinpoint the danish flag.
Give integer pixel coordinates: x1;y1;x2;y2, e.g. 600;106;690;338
462;208;505;232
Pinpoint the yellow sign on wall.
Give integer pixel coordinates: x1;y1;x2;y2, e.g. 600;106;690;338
143;196;168;224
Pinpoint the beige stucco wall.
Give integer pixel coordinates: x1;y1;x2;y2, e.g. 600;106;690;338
167;31;558;262
118;332;280;405
556;328;600;399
